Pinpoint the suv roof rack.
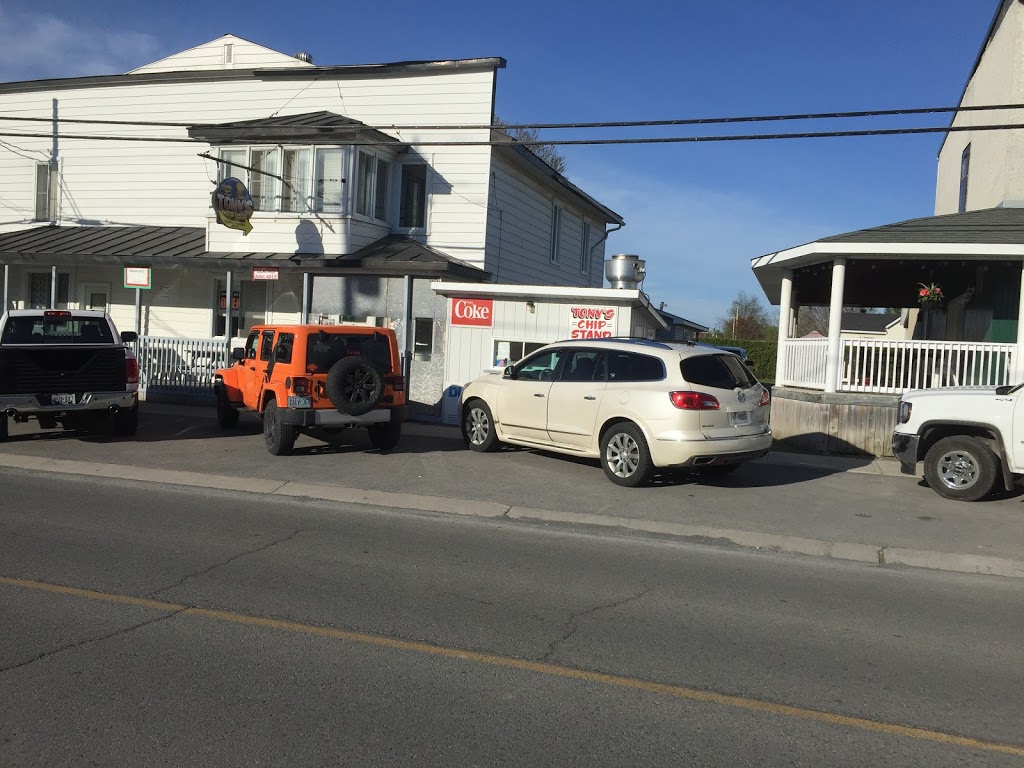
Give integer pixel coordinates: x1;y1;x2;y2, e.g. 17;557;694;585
553;336;673;350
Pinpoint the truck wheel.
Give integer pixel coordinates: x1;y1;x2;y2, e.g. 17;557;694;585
368;419;401;451
263;399;297;456
216;394;239;429
923;436;999;502
113;402;139;437
326;356;384;417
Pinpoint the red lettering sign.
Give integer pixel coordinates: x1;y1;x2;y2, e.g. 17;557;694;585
451;298;493;327
569;306;616;339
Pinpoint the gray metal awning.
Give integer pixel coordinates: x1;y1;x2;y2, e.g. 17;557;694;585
0;225;489;279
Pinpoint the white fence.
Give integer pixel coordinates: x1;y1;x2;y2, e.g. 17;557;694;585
780;337;1016;394
137;336;230;401
781;337;829;389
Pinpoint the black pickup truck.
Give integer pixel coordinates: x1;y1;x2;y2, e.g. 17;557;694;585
0;309;140;440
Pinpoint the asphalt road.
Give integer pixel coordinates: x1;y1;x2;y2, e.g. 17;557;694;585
1;470;1022;766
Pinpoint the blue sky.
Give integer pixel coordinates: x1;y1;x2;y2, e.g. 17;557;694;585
0;0;996;328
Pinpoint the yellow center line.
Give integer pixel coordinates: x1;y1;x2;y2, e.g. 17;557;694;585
3;574;1022;758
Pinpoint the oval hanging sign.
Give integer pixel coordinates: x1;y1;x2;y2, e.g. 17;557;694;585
212;177;254;235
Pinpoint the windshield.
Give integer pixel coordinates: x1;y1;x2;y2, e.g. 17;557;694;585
680;353;758;390
304;331;393;374
1;315;114;345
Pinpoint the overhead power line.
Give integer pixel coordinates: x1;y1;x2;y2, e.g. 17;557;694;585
1;101;1024;132
2;120;1024;148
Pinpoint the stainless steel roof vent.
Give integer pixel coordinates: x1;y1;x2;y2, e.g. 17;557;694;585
295;52;313;64
605;254;646;289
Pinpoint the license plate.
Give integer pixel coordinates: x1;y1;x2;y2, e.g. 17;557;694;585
51;393;75;406
729;410;751;426
287;396;312;409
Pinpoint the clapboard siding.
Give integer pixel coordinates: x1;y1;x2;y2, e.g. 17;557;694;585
484;154;606;287
131;36;315;73
0;62;496;267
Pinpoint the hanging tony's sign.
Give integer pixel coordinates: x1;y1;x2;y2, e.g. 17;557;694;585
212;177;254;235
569;306;617;339
451;298;493;327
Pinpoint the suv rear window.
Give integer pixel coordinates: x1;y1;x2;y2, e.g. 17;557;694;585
681;354;757;390
1;315;114;345
305;331;393;374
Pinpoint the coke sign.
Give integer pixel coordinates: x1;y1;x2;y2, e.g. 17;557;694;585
451;298;493;327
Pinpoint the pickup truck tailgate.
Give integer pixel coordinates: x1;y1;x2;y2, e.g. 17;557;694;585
0;347;126;394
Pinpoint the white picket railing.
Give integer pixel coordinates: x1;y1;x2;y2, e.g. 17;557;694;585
137;336;230;399
781;337;829;389
780;337;1016;394
840;339;1015;394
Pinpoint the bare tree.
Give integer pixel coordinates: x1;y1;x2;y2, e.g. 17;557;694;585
493;117;567;175
716;291;774;340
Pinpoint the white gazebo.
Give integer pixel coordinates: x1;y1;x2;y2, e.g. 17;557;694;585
752;207;1024;455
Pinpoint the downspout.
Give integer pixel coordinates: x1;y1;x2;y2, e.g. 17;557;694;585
590;223;624;284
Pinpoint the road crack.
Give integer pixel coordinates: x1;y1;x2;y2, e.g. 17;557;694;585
146;528;306;598
0;608;187;675
541;585;650;662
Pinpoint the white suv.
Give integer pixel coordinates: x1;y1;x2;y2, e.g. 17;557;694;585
459;338;772;487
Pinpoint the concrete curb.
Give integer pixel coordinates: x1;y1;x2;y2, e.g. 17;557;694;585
1;452;1018;580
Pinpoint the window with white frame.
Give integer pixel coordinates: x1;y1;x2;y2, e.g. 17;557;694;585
399;163;428;230
249;148;281;212
493;339;547;368
354;150;391;221
218;148;246;182
549;204;563;263
281;148;311;213
580;221;592;275
315;148;345;213
34;162;57;222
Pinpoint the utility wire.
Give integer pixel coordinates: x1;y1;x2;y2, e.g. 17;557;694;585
1;101;1024;132
2;120;1024;147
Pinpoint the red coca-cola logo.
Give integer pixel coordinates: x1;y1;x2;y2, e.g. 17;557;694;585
451;298;493;327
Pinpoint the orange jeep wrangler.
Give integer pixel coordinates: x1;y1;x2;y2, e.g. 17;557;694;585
214;324;407;455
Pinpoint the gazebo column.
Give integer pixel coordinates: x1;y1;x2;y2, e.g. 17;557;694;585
823;258;847;393
774;270;794;385
2;264;8;312
301;272;310;324
1016;262;1024;382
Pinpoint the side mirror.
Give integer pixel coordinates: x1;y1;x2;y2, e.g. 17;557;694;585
231;347;245;361
120;331;138;343
502;365;514;379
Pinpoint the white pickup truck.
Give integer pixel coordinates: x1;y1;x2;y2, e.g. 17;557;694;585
0;309;140;440
892;385;1024;501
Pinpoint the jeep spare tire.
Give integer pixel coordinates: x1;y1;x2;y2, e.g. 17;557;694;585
326;355;385;416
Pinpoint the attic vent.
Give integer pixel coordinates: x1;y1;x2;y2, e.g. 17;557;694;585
295;51;313;64
223;43;233;65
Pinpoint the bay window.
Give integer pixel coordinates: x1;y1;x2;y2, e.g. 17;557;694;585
281;148;311;213
249;148;280;212
315;148;344;213
355;150;391;222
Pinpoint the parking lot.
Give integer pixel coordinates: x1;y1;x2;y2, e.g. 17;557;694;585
2;402;1022;573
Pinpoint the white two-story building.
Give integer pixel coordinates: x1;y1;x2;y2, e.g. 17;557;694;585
0;34;626;414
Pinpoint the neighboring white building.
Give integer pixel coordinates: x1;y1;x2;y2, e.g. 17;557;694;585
0;35;624;415
935;0;1024;214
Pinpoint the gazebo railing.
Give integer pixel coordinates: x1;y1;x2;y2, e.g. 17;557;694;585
780;338;1016;394
136;336;230;400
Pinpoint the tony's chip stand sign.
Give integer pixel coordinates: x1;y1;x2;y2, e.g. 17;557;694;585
569;306;617;339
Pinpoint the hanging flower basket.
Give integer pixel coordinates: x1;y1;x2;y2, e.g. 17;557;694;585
918;282;943;304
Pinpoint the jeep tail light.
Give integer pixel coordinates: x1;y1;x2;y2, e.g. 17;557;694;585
125;356;139;385
670;391;720;410
388;374;405;392
759;388;771;407
291;377;309;396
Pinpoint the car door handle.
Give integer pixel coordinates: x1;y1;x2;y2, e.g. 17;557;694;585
584;395;597;400
534;393;546;398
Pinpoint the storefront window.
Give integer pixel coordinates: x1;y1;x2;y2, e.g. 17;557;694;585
492;339;546;368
